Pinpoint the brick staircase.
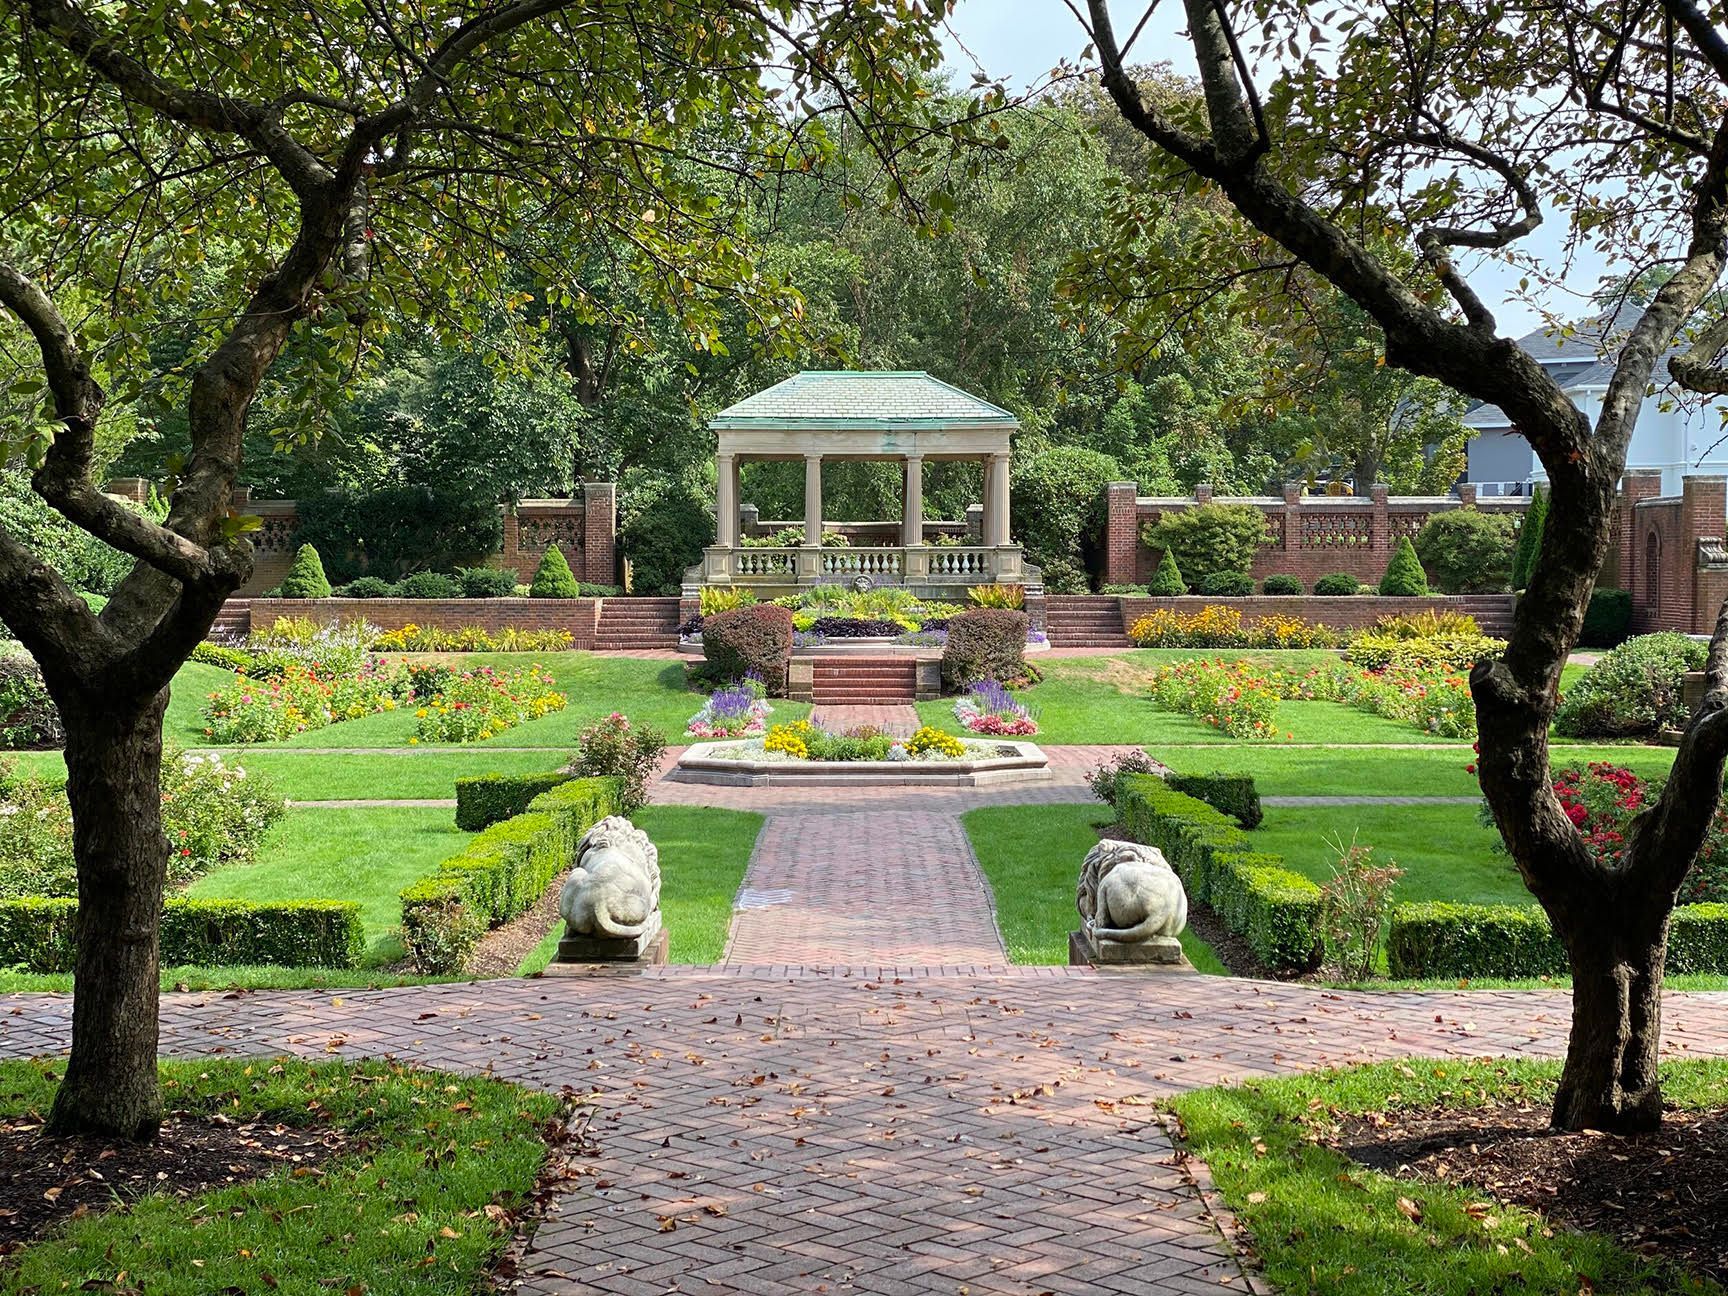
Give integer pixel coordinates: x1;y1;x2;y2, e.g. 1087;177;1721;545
1451;595;1517;637
1044;595;1129;648
208;599;252;640
594;596;682;650
810;656;918;704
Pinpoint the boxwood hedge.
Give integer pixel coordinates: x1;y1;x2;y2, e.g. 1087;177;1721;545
455;771;573;831
1387;900;1728;979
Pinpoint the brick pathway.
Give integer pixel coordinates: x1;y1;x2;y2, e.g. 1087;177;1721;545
807;703;921;736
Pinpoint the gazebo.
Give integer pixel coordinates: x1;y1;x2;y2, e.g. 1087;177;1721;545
695;371;1026;592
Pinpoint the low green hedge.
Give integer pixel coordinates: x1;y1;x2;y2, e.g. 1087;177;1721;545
455;771;573;831
1116;775;1321;972
1166;770;1262;829
1388;900;1728;978
401;776;622;974
0;897;363;973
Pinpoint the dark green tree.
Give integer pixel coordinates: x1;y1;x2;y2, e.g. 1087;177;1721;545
529;545;579;598
1378;536;1429;597
1148;548;1186;595
1512;488;1549;591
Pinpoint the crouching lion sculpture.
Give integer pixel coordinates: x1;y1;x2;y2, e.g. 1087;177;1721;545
1075;840;1188;964
559;816;661;941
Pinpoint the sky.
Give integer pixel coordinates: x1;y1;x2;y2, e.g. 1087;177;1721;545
938;0;1616;338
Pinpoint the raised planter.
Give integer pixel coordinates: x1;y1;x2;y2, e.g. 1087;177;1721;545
667;738;1052;787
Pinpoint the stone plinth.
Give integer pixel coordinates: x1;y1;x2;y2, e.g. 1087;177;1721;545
558;916;667;964
1069;929;1188;968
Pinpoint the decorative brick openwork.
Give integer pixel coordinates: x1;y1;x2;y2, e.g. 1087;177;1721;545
1103;480;1528;588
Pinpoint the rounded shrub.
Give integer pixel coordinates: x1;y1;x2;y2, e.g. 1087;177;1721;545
1580;587;1633;649
529;545;579;598
1198;570;1255;597
1555;631;1706;738
1377;536;1428;596
333;575;396;598
396;570;463;600
1147;548;1186;596
458;565;518;598
1262;574;1303;595
1142;503;1268;590
279;544;332;599
702;604;793;696
1313;572;1360;596
1412;509;1516;593
941;608;1031;693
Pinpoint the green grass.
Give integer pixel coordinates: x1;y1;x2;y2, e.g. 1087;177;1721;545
0;965;464;993
1252;803;1525;905
186;806;469;964
1163;744;1679;797
962;802;1224;972
1170;1057;1727;1295
0;1058;559;1295
516;804;762;972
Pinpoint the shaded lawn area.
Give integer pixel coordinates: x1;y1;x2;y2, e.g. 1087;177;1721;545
962;802;1224;972
185;806;469;965
517;804;761;971
1252;803;1523;905
0;1058;559;1296
1171;1058;1727;1296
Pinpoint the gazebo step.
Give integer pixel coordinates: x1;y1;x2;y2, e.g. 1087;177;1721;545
808;656;919;703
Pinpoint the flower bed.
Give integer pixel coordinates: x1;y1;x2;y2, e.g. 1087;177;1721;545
201;659;410;742
412;665;566;742
1128;606;1343;649
1147;659;1284;739
686;676;773;739
954;679;1038;736
755;719;973;762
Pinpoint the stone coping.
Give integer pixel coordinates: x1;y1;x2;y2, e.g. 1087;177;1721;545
677;638;1050;658
666;738;1052;787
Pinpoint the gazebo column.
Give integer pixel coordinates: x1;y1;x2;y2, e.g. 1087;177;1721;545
715;452;739;548
803;454;823;546
984;452;1011;547
902;455;924;546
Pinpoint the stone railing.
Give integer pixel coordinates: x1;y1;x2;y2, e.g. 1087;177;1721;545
699;543;1022;587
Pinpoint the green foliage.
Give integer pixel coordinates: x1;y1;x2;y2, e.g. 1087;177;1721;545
529;545;579;598
458;566;518;598
702;605;793;696
1011;446;1121;592
620;471;712;596
1261;573;1302;595
1389;899;1728;979
294;488;502;583
396;569;463;600
569;714;665;815
1376;535;1428;596
966;583;1026;610
941;609;1031;692
454;772;573;832
1198;569;1254;596
333;575;397;598
1580;587;1634;648
1555;631;1706;738
1412;509;1516;593
0;658;61;748
279;544;332;599
1313;572;1360;595
700;586;757;616
1166;770;1262;828
190;641;256;672
1147;548;1186;595
1115;773;1321;971
1511;487;1548;589
0;471;142;597
1144;503;1268;588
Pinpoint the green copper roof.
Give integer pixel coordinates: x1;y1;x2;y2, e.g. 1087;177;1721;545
711;371;1017;429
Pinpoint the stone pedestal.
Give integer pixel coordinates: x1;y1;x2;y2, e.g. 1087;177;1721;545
1069;928;1187;967
558;917;668;964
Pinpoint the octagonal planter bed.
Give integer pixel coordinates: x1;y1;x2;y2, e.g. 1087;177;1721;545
669;738;1052;787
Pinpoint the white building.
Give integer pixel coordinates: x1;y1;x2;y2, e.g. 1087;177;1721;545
1463;315;1726;497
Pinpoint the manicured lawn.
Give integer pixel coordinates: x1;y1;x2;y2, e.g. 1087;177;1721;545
1252;803;1524;905
1171;1058;1726;1295
516;803;762;971
962;802;1224;972
0;1058;559;1295
186;806;469;964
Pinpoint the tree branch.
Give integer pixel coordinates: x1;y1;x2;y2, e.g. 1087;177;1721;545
1669;309;1728;393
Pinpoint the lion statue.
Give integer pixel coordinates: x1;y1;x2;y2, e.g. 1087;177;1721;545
559;816;661;939
1076;839;1187;947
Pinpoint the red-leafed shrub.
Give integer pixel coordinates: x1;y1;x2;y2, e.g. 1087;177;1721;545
941;608;1032;693
1539;762;1728;903
702;604;793;696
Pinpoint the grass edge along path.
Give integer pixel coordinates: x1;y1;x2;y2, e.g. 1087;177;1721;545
0;1057;563;1295
1171;1057;1728;1296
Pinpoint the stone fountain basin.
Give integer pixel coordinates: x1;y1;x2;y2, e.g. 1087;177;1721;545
668;738;1052;787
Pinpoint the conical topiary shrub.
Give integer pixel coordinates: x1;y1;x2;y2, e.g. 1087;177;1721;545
1378;534;1429;596
279;543;331;598
1147;548;1186;595
529;544;580;597
1511;486;1548;590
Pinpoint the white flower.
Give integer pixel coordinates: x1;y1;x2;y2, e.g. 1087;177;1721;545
0;804;18;817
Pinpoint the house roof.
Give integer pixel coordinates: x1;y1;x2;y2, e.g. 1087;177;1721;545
710;371;1018;430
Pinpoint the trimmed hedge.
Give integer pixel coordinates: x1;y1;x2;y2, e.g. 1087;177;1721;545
1261;574;1302;595
702;604;793;696
1115;774;1320;972
1387;900;1728;979
455;771;573;831
1167;770;1262;829
400;776;621;974
0;897;363;974
1580;587;1633;648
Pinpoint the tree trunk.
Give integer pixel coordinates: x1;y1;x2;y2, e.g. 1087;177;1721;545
1551;906;1669;1133
45;688;171;1140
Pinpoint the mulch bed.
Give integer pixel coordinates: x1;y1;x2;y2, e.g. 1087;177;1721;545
467;869;567;978
0;1112;343;1253
1335;1100;1728;1282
